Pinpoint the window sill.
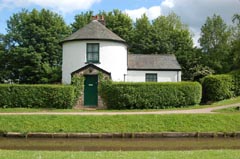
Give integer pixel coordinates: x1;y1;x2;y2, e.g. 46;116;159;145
85;62;101;64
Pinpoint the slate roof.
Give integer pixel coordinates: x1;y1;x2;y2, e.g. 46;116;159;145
61;20;126;44
128;54;181;71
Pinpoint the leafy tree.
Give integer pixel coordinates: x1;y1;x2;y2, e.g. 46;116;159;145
151;13;193;54
100;9;133;43
71;11;94;32
0;34;9;82
230;14;240;70
150;13;194;80
1;9;71;83
130;14;153;54
199;14;232;73
72;10;133;43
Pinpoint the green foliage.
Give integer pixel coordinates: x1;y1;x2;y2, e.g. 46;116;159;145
71;9;133;43
230;14;240;70
100;9;133;43
230;70;240;96
0;9;71;84
129;12;193;56
177;48;214;81
130;14;153;54
201;75;234;102
71;75;84;103
71;11;93;32
0;84;75;109
151;13;193;54
100;82;202;109
199;14;232;73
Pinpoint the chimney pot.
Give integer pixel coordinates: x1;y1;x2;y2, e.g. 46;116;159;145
92;15;105;25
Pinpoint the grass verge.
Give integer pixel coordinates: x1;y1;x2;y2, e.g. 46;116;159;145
0;150;240;159
0;114;239;133
0;96;240;113
214;106;240;113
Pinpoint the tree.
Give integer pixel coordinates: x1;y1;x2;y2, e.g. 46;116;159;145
71;10;133;43
1;9;71;83
100;9;133;43
150;13;194;80
130;14;153;54
230;14;240;70
71;11;94;32
0;34;9;83
151;13;193;54
199;14;232;73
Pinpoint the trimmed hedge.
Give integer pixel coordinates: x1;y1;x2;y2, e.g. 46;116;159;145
0;84;75;109
201;75;234;102
230;70;240;96
99;82;202;109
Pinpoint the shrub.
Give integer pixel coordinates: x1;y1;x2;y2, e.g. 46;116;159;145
201;75;234;102
71;75;84;103
230;70;240;96
99;82;202;109
0;84;75;109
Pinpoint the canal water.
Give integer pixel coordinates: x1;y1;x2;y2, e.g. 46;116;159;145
0;138;240;151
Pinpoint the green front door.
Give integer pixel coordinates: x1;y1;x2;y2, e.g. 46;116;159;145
84;75;98;106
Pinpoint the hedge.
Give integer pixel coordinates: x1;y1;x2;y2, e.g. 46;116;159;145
230;70;240;96
0;84;75;109
99;82;202;109
201;75;234;102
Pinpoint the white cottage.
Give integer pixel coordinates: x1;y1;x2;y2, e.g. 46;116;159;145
61;17;181;106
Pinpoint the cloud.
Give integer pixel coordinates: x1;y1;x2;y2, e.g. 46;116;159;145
161;0;240;46
0;0;101;13
125;0;240;46
124;6;161;20
161;0;174;8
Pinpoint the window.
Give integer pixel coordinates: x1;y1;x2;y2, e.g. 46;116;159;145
87;43;99;63
146;73;157;82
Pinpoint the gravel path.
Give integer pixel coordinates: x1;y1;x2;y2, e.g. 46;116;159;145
0;103;239;116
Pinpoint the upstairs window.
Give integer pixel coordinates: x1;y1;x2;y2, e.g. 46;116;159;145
146;73;157;82
87;43;99;63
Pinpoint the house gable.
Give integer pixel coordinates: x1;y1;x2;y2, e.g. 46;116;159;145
71;64;111;78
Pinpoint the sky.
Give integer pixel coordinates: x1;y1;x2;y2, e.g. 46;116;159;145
0;0;240;45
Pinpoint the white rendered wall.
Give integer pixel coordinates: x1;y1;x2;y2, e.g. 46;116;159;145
62;40;127;84
126;70;181;82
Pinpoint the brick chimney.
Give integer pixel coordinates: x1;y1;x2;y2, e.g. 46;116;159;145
92;15;105;25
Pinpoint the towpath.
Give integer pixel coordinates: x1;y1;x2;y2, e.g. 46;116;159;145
0;103;239;115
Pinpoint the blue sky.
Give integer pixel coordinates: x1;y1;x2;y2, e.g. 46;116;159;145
0;0;239;45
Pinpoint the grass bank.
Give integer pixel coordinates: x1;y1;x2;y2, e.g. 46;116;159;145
0;114;240;133
0;150;240;159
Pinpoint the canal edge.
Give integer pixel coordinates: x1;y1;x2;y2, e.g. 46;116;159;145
1;132;240;138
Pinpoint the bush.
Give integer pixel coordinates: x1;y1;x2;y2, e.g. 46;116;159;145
0;84;75;109
201;75;234;102
71;75;84;103
230;70;240;96
99;82;202;109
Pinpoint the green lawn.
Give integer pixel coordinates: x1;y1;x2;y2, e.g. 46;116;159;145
0;96;240;113
0;114;240;133
214;106;240;113
0;150;240;159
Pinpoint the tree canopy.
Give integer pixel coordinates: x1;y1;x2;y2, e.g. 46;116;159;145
0;9;71;83
231;14;240;70
199;14;232;73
